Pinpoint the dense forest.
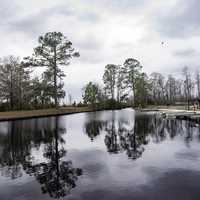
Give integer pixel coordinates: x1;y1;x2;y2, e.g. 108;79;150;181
0;32;199;111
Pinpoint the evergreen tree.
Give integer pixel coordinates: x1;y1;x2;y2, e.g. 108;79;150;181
103;64;118;100
82;82;101;107
122;58;142;106
25;32;79;108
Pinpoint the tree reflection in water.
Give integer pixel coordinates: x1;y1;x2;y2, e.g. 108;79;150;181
0;111;200;198
84;111;200;160
84;112;107;141
0;117;82;199
104;112;147;159
0;121;31;179
84;120;105;141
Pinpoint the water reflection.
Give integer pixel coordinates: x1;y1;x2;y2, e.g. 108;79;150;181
0;110;200;200
84;120;105;141
0;121;32;179
104;112;147;159
83;111;200;160
0;117;82;199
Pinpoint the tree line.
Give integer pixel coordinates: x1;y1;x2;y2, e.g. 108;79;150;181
83;61;200;109
0;32;79;111
0;31;199;111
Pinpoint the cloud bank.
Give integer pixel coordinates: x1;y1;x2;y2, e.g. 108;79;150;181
0;0;200;101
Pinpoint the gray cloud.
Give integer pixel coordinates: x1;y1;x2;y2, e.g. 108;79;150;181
173;48;197;57
83;0;147;13
0;1;19;20
1;0;200;101
154;0;200;38
76;35;103;51
7;14;47;38
4;3;101;38
75;35;107;65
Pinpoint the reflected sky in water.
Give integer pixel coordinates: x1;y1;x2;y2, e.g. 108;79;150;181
0;108;200;200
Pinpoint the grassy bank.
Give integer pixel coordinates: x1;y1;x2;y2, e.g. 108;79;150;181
0;107;94;121
3;104;193;122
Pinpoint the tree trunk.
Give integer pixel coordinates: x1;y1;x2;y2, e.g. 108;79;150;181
10;70;14;110
53;46;58;108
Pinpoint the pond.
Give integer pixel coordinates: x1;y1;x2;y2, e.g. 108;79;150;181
0;108;200;200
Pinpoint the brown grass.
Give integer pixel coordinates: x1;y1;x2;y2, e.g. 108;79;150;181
0;106;93;121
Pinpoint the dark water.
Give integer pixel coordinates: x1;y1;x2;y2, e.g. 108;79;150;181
0;108;200;200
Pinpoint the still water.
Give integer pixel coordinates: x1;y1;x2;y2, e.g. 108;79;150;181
0;108;200;200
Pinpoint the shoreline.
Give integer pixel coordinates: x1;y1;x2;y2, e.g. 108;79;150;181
0;106;129;122
140;108;199;114
1;106;200;122
140;107;200;122
0;107;95;122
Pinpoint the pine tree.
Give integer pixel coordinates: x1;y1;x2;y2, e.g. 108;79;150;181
25;32;79;108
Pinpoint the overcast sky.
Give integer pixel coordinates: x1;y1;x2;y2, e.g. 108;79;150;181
1;0;200;102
